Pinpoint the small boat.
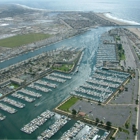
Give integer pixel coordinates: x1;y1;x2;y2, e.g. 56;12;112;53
35;104;39;107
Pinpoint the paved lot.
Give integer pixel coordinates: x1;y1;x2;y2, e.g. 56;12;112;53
70;100;130;127
121;35;136;69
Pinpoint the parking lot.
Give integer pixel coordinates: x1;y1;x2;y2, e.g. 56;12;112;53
70;100;131;127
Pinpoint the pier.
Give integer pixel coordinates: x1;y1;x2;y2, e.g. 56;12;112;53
71;69;130;103
38;115;69;139
2;97;25;108
28;84;52;93
35;80;57;88
12;92;35;102
50;73;72;80
0;103;17;114
19;88;42;98
45;75;66;83
21;110;55;134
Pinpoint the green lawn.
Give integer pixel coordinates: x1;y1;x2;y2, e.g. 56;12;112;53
9;83;20;89
52;64;73;72
120;53;125;60
0;33;51;48
58;96;79;112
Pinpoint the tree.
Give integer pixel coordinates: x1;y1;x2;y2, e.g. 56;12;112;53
96;118;99;123
106;121;112;130
135;99;139;105
132;124;137;135
118;44;122;50
72;109;77;115
106;121;112;126
98;101;101;105
100;121;103;124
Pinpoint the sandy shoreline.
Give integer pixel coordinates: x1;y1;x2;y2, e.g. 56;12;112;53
96;13;131;25
128;28;140;38
96;13;140;38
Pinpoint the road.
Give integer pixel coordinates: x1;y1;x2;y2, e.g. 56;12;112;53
124;33;140;140
126;35;140;140
120;30;140;139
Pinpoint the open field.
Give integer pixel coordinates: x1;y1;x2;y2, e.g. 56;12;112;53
0;33;51;48
58;96;79;112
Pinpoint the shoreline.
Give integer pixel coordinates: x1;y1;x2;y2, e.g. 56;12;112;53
127;28;140;39
96;13;140;39
96;13;131;25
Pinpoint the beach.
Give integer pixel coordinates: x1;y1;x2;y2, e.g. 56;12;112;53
128;28;140;38
96;13;131;25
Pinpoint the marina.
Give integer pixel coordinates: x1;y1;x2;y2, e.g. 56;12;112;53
86;78;119;88
19;88;42;98
60;121;85;140
59;121;110;140
2;97;25;108
96;69;129;79
38;115;69;139
71;69;130;102
21;110;55;134
0;27;120;139
0;102;17;114
96;31;118;68
28;83;52;93
34;80;57;88
45;75;66;83
93;73;123;84
50;73;72;80
12;92;35;102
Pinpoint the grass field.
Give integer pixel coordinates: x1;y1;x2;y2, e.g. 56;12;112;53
9;83;20;89
58;96;79;112
0;33;51;48
52;64;73;72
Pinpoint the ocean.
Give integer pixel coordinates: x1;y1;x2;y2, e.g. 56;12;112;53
4;0;140;24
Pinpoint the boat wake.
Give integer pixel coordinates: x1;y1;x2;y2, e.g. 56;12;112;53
104;13;140;25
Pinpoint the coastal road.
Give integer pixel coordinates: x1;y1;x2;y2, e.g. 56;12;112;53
121;31;140;139
125;34;140;140
126;34;140;140
135;69;140;140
